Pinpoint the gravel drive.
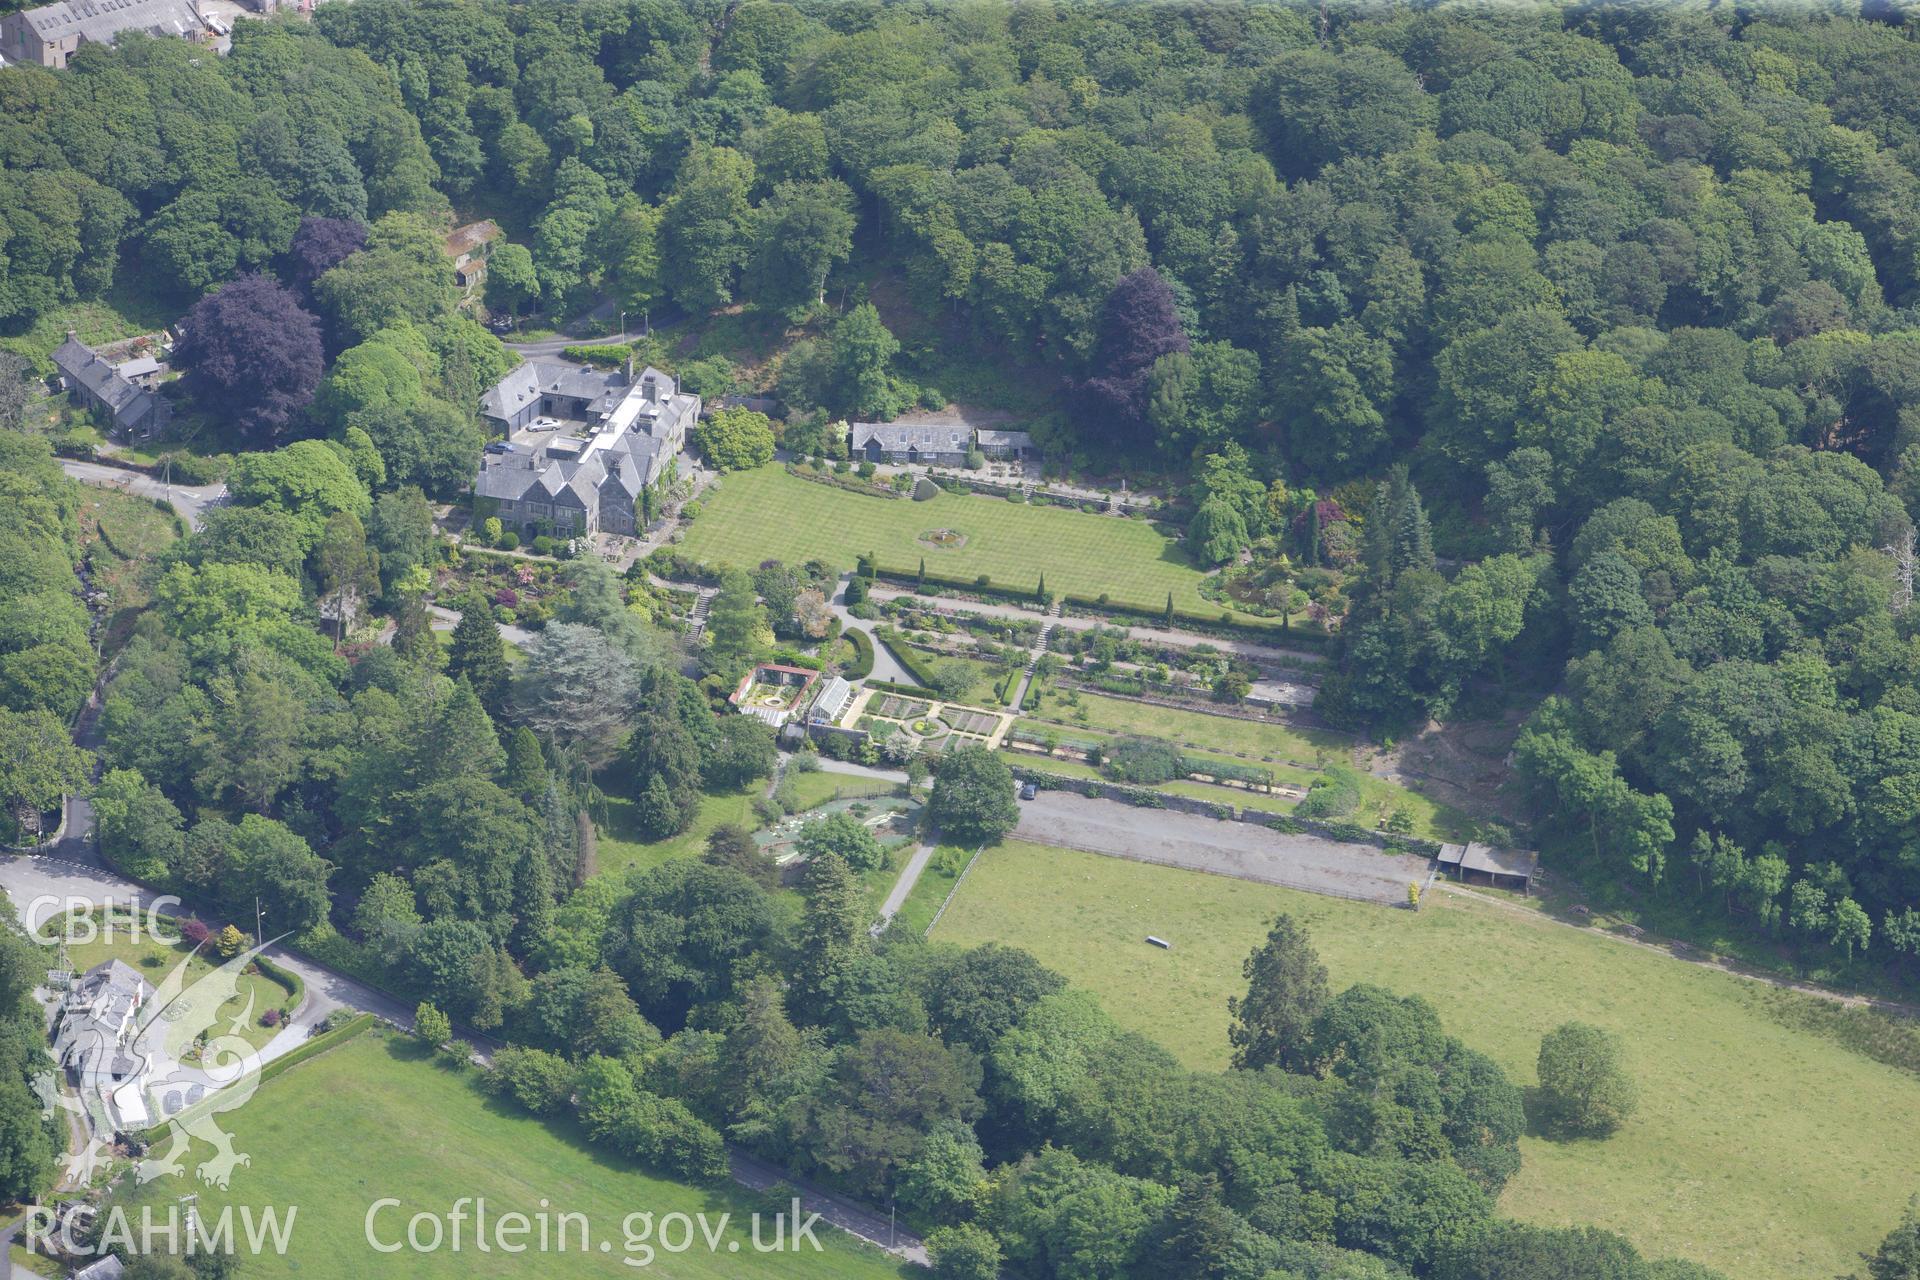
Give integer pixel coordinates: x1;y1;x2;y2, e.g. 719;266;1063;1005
1013;790;1427;904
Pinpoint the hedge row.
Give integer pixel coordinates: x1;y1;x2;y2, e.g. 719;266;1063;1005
873;628;943;688
873;566;1051;610
786;463;897;499
1059;592;1333;649
865;678;941;699
869;564;1324;645
844;627;875;679
254;953;305;1006
139;1013;376;1143
562;342;636;366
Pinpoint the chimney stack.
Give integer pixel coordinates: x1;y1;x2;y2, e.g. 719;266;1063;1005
624;351;635;384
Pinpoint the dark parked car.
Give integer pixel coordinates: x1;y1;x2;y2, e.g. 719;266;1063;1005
1019;782;1038;800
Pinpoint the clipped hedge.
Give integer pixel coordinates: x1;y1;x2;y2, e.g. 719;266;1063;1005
253;953;305;1007
873;628;942;688
866;678;940;699
563;342;637;366
844;627;875;678
140;1013;376;1143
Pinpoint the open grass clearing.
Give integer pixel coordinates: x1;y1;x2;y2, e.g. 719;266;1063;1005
75;487;181;652
779;769;901;813
680;466;1280;625
0;285;177;370
931;840;1920;1280
1031;688;1345;765
594;784;759;879
115;1032;911;1279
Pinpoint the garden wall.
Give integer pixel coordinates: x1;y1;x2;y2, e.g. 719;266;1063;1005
1009;764;1441;858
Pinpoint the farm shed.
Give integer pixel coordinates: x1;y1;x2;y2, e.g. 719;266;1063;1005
1437;842;1539;894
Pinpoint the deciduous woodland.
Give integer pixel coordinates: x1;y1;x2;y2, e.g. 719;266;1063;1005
4;2;1920;1278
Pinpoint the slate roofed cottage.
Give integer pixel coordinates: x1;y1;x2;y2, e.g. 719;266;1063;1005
50;332;172;442
850;423;971;467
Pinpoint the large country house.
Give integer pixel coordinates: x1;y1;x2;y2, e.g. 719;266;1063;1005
474;361;698;537
1;0;212;67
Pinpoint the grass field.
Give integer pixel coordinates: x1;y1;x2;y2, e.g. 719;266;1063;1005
779;770;900;813
1032;689;1346;766
890;844;970;936
119;1033;910;1279
931;841;1920;1280
680;466;1277;624
594;785;760;879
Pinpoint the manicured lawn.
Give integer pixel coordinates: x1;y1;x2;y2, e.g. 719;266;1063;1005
779;770;900;812
64;909;290;1053
594;784;759;879
118;1033;911;1279
680;466;1280;625
931;841;1920;1280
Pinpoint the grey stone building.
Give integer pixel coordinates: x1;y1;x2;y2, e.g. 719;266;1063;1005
50;332;172;442
1;0;211;68
849;422;971;467
474;363;698;537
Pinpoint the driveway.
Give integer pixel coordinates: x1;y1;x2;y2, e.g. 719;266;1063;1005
1013;790;1426;905
1;855;419;1068
830;573;912;684
60;459;226;531
502;302;685;358
426;603;537;649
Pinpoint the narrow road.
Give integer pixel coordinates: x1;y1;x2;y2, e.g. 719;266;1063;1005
830;573;912;683
60;459;226;531
426;603;538;648
878;840;936;924
502;302;685;358
730;1150;925;1265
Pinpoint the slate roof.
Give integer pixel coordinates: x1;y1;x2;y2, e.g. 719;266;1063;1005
53;959;152;1080
12;0;207;45
444;220;501;261
476;361;698;522
851;422;970;453
975;428;1035;451
51;333;168;435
